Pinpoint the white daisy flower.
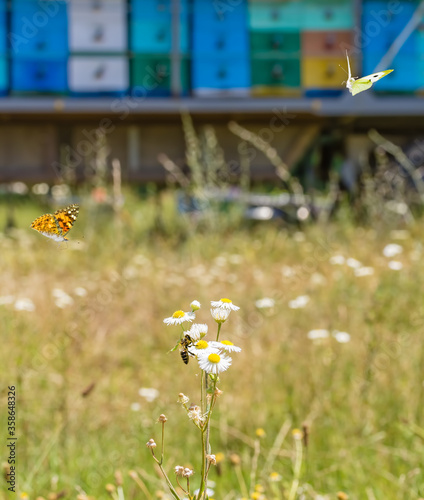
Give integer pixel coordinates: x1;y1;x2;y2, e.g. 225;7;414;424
190;340;215;356
130;402;141;412
198;351;232;374
190;300;201;311
163;310;195;325
332;331;351;343
383;243;403;258
211;307;231;324
288;295;309;309
211;298;240;311
388;260;403;271
0;295;15;305
74;287;87;297
329;255;345;265
209;340;241;353
187;323;208;341
138;387;159;402
255;297;275;309
346;258;362;269
354;266;374;277
14;298;35;312
307;329;329;340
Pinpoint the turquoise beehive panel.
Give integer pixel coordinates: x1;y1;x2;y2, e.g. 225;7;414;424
0;56;8;92
302;0;353;30
249;1;302;31
130;20;189;53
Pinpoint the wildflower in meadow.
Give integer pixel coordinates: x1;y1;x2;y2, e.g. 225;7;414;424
187;323;208;341
139;387;159;402
209;340;242;353
211;307;231;324
388;260;403;270
383;243;403;258
255;297;275;309
198;351;232;374
307;329;329;340
146;439;157;449
14;298;35;312
332;331;351;343
190;339;215;356
288;295;309;309
211;298;240;311
190;300;201;311
163;310;195;325
178;393;189;405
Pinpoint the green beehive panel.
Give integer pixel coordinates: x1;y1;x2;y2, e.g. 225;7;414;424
251;56;301;87
303;0;353;30
249;1;302;31
131;55;189;94
251;31;301;55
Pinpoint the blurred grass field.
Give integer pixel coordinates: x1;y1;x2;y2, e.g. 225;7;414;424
1;190;424;500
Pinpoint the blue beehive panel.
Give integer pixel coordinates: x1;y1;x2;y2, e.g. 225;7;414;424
362;0;418;56
11;0;68;57
192;55;250;90
192;26;249;56
130;20;189;53
131;0;188;20
363;52;418;91
0;5;7;55
12;58;68;92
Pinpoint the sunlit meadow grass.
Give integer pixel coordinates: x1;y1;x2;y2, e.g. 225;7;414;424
1;192;424;500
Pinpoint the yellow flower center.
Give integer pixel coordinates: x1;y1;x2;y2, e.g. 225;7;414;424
208;352;221;363
195;340;209;350
172;310;185;318
221;340;234;346
220;298;232;303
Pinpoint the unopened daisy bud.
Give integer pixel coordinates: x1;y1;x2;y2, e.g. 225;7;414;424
190;300;201;311
256;428;266;438
146;438;157;448
206;454;217;465
105;484;115;493
174;466;184;476
183;468;194;478
229;453;241;465
115;470;123;486
211;307;230;324
292;429;303;440
128;470;138;479
337;493;349;500
178;393;189;404
158;414;167;423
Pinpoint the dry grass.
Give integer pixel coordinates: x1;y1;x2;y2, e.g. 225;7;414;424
1;194;424;500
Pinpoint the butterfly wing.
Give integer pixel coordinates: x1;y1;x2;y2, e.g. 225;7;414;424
31;213;65;241
54;204;79;237
351;70;394;96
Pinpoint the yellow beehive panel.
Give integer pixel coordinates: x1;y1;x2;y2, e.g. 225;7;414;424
302;56;352;88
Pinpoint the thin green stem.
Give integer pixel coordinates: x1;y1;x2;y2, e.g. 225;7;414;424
161;421;165;464
288;437;303;500
216;323;222;341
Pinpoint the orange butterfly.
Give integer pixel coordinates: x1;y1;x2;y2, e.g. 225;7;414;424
31;204;79;242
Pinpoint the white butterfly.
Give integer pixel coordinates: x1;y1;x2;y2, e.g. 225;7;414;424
345;52;393;96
